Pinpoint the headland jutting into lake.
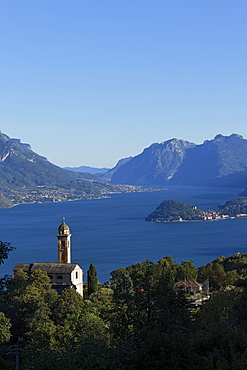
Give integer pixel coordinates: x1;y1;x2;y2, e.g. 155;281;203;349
145;198;247;222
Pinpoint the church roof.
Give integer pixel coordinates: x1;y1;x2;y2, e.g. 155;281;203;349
13;262;80;274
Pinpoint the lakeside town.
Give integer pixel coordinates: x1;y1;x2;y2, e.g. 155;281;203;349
10;185;164;207
202;210;247;221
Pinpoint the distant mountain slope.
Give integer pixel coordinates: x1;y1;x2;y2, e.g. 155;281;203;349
0;131;120;208
64;165;110;174
111;139;195;185
111;134;247;188
0;131;97;189
99;157;132;182
171;134;247;187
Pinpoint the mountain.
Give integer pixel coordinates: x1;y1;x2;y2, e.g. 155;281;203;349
111;134;247;188
0;131;120;208
99;157;132;182
111;139;195;185
64;158;132;182
64;165;110;174
170;134;247;187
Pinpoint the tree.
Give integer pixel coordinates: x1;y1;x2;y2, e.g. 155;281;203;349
175;260;198;281
87;263;98;296
112;271;134;302
0;312;11;343
0;241;15;265
0;269;58;342
0;241;15;293
198;262;230;291
52;288;84;325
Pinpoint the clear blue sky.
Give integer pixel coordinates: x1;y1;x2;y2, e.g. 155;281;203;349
0;1;246;168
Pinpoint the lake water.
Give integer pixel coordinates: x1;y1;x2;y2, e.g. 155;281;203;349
0;185;246;283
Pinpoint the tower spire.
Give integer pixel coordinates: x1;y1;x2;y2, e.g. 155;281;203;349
57;219;71;263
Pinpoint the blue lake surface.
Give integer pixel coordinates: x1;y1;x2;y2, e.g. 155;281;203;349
0;185;246;283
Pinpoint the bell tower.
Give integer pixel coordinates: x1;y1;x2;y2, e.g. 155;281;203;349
57;218;71;263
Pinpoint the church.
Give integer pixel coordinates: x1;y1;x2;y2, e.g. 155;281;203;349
13;219;83;296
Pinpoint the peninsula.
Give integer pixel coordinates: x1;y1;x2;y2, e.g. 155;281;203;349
145;197;247;222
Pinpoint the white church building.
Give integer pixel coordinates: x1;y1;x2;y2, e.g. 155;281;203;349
14;219;83;296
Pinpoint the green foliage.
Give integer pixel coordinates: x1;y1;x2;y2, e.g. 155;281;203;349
198;262;229;291
109;259;190;344
218;197;247;216
52;288;84;324
234;288;247;331
112;271;134;302
197;290;240;328
87;263;99;297
65;311;108;342
0;269;58;342
146;196;247;224
146;199;203;221
198;253;247;289
0;312;11;343
175;260;198;281
2;254;247;368
0;241;15;265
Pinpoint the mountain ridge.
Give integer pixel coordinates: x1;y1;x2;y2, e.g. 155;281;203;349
64;165;110;174
111;139;195;185
110;134;247;188
0;131;122;208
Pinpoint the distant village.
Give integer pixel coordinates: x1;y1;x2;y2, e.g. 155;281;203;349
170;211;247;223
14;185;162;206
201;210;247;221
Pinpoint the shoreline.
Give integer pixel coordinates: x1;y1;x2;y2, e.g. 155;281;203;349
146;216;247;223
3;186;166;210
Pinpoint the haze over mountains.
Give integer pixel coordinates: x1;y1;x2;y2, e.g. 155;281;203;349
64;165;110;174
109;134;247;189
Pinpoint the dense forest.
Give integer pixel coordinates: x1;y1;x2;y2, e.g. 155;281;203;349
145;200;203;221
1;245;247;368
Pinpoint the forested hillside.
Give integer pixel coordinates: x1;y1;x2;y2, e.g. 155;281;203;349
218;196;247;216
146;197;247;222
145;200;203;221
1;245;247;369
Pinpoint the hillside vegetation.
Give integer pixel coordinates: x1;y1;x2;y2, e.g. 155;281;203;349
2;245;247;368
145;200;203;221
218;196;247;216
146;197;247;222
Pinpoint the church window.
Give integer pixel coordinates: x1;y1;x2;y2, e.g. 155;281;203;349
57;275;63;280
76;271;78;279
